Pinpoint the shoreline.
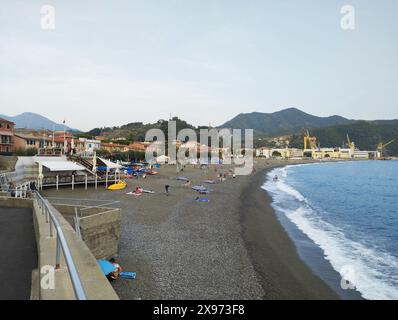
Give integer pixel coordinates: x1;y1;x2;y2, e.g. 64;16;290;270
240;162;340;299
42;159;355;299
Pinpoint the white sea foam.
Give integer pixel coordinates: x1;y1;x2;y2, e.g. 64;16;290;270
263;166;398;300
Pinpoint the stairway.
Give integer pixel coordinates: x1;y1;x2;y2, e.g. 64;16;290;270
68;155;103;178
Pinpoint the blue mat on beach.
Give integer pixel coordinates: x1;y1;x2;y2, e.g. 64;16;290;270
195;198;210;203
192;185;208;191
120;271;136;279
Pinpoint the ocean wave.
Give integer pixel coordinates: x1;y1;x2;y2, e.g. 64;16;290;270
263;166;398;300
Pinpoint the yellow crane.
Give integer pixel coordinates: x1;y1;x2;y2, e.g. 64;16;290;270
377;139;396;158
303;130;317;150
346;134;355;150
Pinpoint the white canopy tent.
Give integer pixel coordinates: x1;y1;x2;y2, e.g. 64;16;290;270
34;159;87;190
98;157;123;169
39;161;86;172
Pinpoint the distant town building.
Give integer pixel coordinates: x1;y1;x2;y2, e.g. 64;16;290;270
79;138;101;153
52;132;84;154
101;142;130;153
128;142;146;152
353;150;370;160
0;117;15;155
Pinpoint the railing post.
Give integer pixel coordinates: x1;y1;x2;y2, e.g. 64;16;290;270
55;235;61;269
49;217;54;237
33;190;87;300
45;206;49;223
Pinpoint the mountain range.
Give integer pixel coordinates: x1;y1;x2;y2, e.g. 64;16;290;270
1;109;397;155
219;107;355;135
0;112;74;131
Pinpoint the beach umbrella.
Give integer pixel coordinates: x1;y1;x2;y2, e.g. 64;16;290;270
97;259;116;276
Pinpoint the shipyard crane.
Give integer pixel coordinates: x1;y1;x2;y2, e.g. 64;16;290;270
346;134;355;150
377;139;396;158
303;130;317;150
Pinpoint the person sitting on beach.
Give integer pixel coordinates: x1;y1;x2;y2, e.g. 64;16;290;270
107;258;122;281
183;180;191;187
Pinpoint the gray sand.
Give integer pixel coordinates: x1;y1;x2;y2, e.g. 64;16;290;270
43;159;338;299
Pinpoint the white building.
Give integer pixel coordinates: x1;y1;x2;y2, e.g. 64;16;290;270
255;148;272;158
353;150;370;159
79;138;101;153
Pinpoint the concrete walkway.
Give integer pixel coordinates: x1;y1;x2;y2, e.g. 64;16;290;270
0;206;37;300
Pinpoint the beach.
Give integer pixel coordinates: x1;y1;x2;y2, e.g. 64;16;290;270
42;159;339;299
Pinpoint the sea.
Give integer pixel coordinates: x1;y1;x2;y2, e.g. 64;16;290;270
263;160;398;300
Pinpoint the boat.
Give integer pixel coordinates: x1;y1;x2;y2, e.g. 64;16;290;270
107;181;127;190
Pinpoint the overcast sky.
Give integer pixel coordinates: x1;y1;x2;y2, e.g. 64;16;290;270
0;0;397;131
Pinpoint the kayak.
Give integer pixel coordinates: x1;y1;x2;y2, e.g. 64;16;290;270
107;181;127;190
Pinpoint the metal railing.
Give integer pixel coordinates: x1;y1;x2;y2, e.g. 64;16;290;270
34;191;88;300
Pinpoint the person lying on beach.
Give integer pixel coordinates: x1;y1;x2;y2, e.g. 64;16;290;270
108;258;123;281
182;180;191;187
135;186;143;194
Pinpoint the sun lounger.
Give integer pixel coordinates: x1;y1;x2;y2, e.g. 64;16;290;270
142;189;155;194
127;191;143;196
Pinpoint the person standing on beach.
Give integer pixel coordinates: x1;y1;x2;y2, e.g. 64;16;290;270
165;184;170;196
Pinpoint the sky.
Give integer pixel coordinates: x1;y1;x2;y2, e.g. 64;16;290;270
0;0;397;131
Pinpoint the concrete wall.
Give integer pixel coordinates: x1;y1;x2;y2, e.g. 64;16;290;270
53;204;121;260
0;196;33;208
33;200;119;300
1;196;119;299
0;155;17;171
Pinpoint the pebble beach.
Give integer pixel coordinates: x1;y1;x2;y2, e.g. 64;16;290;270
43;159;338;299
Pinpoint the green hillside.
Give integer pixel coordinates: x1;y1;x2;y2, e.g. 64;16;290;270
219;107;353;136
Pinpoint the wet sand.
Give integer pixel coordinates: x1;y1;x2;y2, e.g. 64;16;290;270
42;159;339;299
